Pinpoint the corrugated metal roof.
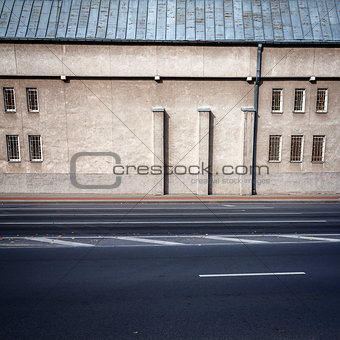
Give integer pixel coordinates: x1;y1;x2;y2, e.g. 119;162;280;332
0;0;339;43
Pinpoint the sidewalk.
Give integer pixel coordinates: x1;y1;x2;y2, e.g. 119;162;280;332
0;193;339;203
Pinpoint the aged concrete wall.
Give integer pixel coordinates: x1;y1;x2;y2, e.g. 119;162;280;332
256;80;340;194
0;43;339;195
262;47;340;78
0;44;257;78
0;78;254;194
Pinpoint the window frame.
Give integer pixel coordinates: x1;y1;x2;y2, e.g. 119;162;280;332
268;135;282;163
26;88;39;113
6;135;21;162
311;135;326;163
316;88;328;113
28;135;43;162
271;89;283;113
290;135;304;163
293;88;306;113
3;87;16;113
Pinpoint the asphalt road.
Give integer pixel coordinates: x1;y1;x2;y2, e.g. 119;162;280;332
0;201;340;236
1;202;340;339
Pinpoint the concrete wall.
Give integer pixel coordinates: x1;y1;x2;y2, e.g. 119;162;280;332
0;78;254;194
0;43;339;195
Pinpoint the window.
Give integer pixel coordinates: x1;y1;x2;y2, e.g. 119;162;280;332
272;89;283;113
6;135;20;162
316;88;328;112
26;88;39;112
312;135;325;162
3;87;16;112
268;135;282;162
293;89;305;113
290;135;304;162
28;135;43;162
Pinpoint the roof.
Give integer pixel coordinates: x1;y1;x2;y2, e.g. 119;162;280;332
0;0;340;44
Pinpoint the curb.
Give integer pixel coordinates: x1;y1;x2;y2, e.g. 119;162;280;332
0;196;339;203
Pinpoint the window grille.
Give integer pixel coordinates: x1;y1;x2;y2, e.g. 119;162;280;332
3;88;16;112
28;135;43;162
290;135;303;162
316;89;328;112
272;89;283;113
268;135;282;162
6;135;20;161
293;89;305;112
312;136;325;162
26;88;39;112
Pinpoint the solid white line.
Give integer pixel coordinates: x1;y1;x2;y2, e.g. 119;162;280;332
114;236;185;246
0;212;303;216
24;237;95;247
277;234;340;242
199;272;306;278
205;235;268;244
0;220;327;224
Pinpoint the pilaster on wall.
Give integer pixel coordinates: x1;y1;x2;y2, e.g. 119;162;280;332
198;108;211;195
242;111;254;195
152;108;165;195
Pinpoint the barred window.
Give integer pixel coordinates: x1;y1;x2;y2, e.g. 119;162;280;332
272;89;283;113
26;88;39;112
28;135;43;162
293;89;305;112
316;89;328;112
3;88;16;112
268;135;282;162
6;135;20;162
290;135;304;162
312;135;325;162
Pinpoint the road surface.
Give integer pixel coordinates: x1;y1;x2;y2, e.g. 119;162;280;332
1;202;340;339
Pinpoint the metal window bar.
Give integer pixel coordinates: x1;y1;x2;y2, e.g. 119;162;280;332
294;89;305;112
312;136;325;162
27;88;39;112
268;135;281;162
290;135;303;162
6;135;20;161
316;89;327;112
3;88;16;112
272;89;282;112
28;135;42;161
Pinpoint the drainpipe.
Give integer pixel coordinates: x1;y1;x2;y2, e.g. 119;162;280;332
251;43;263;195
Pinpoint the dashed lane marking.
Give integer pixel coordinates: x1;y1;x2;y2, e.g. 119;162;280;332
199;272;306;278
24;237;95;247
276;234;340;242
205;235;268;244
114;236;185;246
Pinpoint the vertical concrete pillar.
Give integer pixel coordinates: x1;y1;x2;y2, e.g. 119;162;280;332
242;111;254;195
198;108;212;195
152;108;165;195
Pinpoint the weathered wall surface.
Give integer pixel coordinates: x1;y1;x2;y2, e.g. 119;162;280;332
0;43;339;195
0;44;257;78
256;80;340;194
0;78;254;194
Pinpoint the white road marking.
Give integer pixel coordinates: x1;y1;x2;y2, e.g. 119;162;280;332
0;219;327;224
114;236;185;246
0;212;303;217
277;234;340;242
204;235;268;244
199;272;306;278
24;237;95;247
